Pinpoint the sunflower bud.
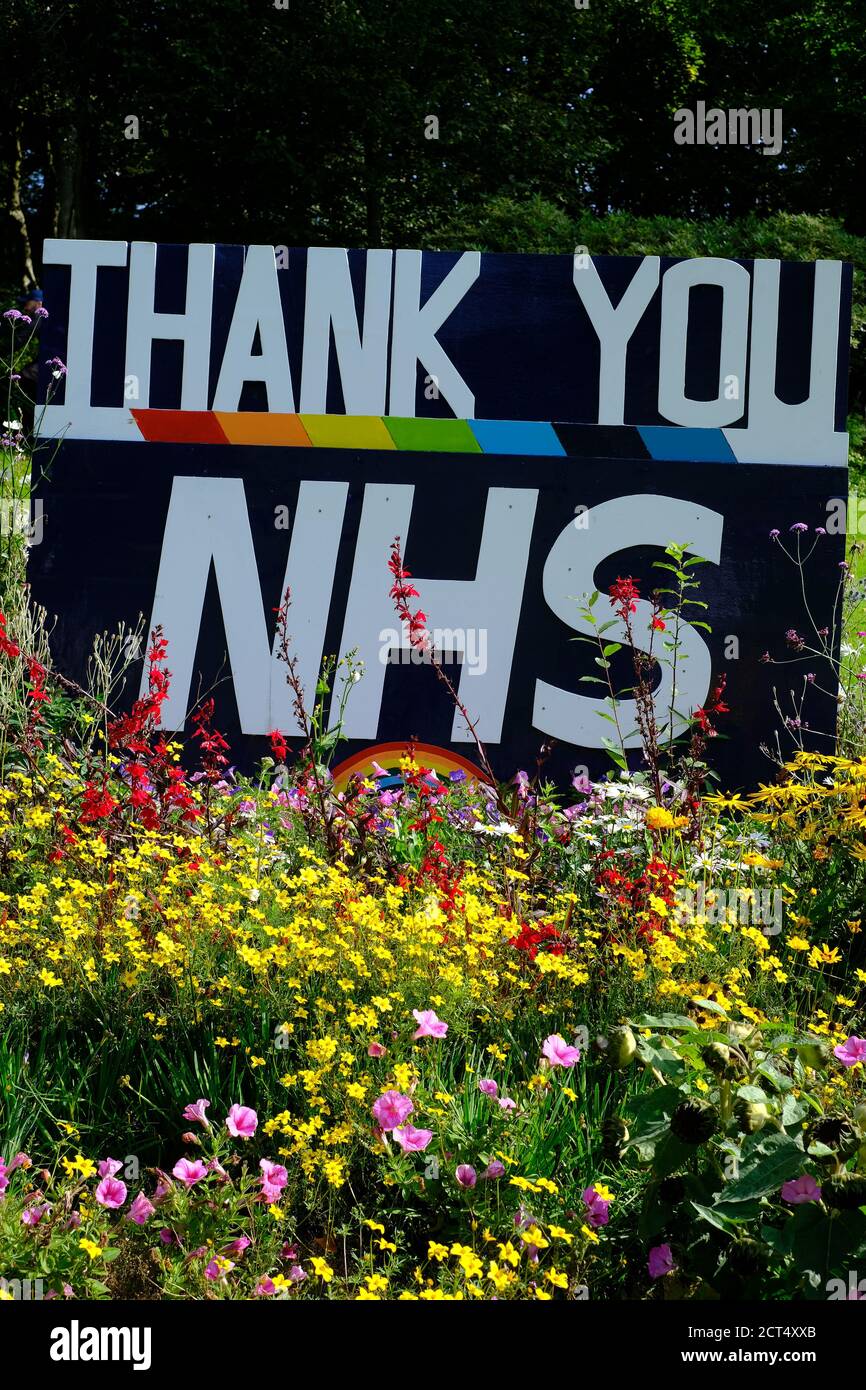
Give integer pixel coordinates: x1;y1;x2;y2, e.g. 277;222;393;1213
807;1117;861;1160
701;1042;731;1075
607;1025;637;1069
670;1098;718;1145
601;1116;629;1159
701;1042;745;1078
821;1175;866;1211
734;1099;770;1134
727;1238;769;1276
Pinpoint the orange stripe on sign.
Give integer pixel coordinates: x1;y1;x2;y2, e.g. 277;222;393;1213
214;413;312;446
131;410;229;444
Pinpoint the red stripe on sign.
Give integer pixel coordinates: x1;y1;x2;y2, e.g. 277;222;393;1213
131;410;229;444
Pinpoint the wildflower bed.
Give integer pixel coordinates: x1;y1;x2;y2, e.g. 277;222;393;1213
1;660;865;1299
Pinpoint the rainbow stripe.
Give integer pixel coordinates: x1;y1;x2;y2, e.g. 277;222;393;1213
129;410;736;461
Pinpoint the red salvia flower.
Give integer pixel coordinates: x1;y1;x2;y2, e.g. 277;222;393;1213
608;576;640;621
0;612;21;659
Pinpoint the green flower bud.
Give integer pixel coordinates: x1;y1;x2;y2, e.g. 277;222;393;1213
607;1025;637;1069
671;1098;718;1145
734;1099;770;1134
701;1042;731;1074
727;1023;752;1043
821;1175;866;1211
601;1116;629;1158
701;1042;746;1078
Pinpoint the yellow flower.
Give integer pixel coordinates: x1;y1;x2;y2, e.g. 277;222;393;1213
458;1251;483;1279
79;1238;102;1261
520;1225;549;1250
549;1225;574;1244
497;1241;520;1267
487;1262;514;1292
310;1258;333;1282
545;1267;569;1289
428;1241;448;1261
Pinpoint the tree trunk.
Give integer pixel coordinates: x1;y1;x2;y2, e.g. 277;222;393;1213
51;116;84;239
8;127;37;290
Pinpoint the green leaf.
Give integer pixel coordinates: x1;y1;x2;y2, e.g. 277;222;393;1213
633;1013;698;1031
653;1131;693;1178
754;1059;793;1093
720;1133;805;1202
736;1085;769;1103
790;1205;866;1285
626;1084;684;1144
691;1201;742;1232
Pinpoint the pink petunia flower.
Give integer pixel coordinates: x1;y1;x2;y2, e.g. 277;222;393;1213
456;1164;477;1189
542;1033;581;1068
127;1192;155;1225
482;1160;506;1180
95;1176;127;1209
648;1243;676;1279
367;1042;387;1058
412;1009;448;1039
226;1104;258;1139
182;1099;211;1128
21;1203;49;1226
255;1276;276;1296
98;1157;123;1179
478;1078;498;1097
372;1090;414;1131
393;1124;433;1153
260;1158;289;1202
834;1037;866;1067
582;1185;611;1229
498;1096;517;1112
172;1157;208;1187
205;1258;235;1281
781;1174;822;1204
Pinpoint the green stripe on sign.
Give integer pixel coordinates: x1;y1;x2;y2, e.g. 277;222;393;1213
383;417;483;453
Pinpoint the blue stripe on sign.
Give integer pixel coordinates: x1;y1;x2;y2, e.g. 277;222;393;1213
469;419;566;455
637;426;737;463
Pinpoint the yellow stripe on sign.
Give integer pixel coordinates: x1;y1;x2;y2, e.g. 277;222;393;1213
299;415;396;450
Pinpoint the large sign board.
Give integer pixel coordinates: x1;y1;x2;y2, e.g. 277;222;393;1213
30;242;852;787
